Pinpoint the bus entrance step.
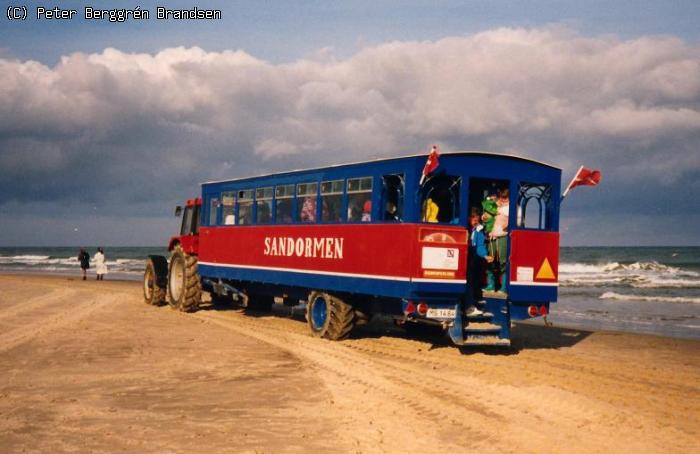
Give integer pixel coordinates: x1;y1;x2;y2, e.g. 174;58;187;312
462;335;511;347
464;322;502;333
482;290;508;300
464;311;494;320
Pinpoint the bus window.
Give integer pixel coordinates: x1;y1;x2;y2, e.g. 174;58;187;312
348;177;372;222
421;175;460;223
275;184;294;224
517;183;552;229
208;197;219;226
321;180;344;222
256;187;273;224
382;174;404;221
297;182;318;223
237;189;254;225
221;192;236;225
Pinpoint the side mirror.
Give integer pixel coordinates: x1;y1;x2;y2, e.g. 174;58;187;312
174;206;182;217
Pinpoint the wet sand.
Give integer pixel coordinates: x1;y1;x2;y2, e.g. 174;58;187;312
0;274;698;452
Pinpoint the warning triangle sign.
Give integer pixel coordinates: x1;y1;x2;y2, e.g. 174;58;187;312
536;257;556;280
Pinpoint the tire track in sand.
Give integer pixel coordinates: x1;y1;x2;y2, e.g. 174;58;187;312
190;309;697;453
0;292;115;353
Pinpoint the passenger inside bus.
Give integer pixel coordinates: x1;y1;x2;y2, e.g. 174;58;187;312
362;200;372;222
382;174;404;221
421;175;460;223
257;202;272;223
347;198;372;222
300;196;317;222
421;197;439;223
384;202;399;221
484;187;509;293
238;205;252;225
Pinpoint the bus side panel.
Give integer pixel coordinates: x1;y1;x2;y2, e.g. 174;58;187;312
197;224;467;300
508;230;559;302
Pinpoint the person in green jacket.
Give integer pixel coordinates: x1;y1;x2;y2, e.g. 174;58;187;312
481;193;498;291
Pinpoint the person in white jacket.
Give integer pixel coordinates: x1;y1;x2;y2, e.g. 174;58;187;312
94;248;108;281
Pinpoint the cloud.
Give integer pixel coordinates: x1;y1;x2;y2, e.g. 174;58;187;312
0;26;699;243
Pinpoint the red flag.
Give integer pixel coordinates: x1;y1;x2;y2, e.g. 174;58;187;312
563;166;601;197
419;145;440;185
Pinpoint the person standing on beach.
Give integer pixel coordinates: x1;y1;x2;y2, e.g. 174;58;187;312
94;248;108;281
77;248;90;281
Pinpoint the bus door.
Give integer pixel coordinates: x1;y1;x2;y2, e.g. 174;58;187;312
508;182;559;302
467;178;510;292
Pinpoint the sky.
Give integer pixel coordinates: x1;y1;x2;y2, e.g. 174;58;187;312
0;0;699;246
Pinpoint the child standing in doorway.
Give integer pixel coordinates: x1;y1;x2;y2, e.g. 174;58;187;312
466;208;493;316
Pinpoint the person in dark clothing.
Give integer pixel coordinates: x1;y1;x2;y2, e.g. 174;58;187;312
466;208;493;316
78;248;90;281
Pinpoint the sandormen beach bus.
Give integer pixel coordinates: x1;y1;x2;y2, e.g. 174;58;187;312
144;151;561;347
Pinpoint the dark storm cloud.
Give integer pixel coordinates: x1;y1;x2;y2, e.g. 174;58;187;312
0;27;699;244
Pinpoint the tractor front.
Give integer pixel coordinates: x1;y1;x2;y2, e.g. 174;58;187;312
143;197;202;312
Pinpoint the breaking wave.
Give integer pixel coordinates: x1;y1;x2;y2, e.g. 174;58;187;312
0;254;144;275
559;261;700;289
600;292;700;305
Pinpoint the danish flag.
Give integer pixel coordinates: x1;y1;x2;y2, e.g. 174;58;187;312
419;145;440;185
562;166;601;198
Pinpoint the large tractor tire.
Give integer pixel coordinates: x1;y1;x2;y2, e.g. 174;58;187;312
306;291;355;340
167;245;201;312
143;256;167;306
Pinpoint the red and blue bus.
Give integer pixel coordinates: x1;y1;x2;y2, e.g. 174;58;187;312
143;151;561;347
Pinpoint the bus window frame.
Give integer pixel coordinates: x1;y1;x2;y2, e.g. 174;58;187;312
516;182;553;231
275;184;295;224
256;186;274;224
380;173;405;222
236;189;255;225
296;181;319;223
319;179;346;223
220;191;236;226
420;174;461;225
347;176;374;223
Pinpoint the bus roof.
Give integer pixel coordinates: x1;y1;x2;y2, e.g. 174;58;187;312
202;151;560;185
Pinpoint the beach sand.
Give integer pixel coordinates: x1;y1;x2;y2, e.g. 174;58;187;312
0;274;698;452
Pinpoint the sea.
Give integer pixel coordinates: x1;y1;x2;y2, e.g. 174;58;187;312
0;246;698;340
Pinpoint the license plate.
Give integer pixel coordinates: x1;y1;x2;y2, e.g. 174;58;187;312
426;308;456;319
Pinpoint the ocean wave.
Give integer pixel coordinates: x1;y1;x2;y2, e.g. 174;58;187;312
559;260;700;289
0;254;145;274
560;261;697;276
0;254;51;262
600;292;700;304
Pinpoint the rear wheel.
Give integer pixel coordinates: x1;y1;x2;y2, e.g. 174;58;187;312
167;246;201;312
306;292;355;340
143;259;166;306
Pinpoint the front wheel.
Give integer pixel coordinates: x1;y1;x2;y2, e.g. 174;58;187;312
167;246;201;312
143;258;166;306
306;292;355;340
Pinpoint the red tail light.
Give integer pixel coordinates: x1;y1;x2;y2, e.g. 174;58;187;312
417;303;429;316
539;305;548;316
404;301;416;315
528;305;538;317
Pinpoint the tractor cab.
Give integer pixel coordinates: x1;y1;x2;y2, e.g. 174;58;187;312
169;197;201;255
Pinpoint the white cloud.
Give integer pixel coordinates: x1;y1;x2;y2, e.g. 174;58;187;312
0;26;699;214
